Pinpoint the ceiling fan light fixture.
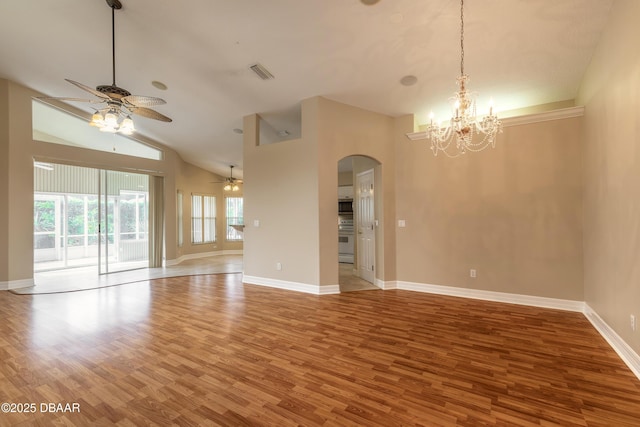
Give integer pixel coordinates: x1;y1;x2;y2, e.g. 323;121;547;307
120;116;135;134
42;0;171;136
104;110;119;127
218;165;243;191
90;111;105;127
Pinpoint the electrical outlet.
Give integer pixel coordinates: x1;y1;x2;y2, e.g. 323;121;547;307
276;262;282;271
631;315;636;331
470;269;477;278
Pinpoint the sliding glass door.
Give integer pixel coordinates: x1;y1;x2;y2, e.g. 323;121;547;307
34;163;149;275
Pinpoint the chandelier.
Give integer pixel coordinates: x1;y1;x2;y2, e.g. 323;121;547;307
425;0;502;157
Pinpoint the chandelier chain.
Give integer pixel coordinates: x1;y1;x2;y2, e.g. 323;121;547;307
460;0;464;76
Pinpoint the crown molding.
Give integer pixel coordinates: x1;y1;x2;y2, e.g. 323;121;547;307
406;106;585;141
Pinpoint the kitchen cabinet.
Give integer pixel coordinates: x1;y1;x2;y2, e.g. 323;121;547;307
338;185;353;199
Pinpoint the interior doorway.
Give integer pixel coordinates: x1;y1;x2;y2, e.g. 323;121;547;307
337;155;380;292
34;162;150;275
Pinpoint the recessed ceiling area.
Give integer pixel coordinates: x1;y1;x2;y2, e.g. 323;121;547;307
0;1;613;178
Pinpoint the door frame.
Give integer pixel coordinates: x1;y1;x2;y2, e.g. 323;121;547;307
355;168;376;283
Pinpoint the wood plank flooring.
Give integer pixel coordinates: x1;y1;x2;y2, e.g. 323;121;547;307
1;273;640;426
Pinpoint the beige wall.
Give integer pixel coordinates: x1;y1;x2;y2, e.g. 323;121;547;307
577;0;640;352
6;81;35;283
242;108;321;285
244;94;586;302
0;79;240;286
0;80;9;282
395;115;584;300
316;97;396;287
243;97;397;289
338;171;352;186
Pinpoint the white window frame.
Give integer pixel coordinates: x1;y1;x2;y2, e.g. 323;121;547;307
191;194;216;244
225;197;244;241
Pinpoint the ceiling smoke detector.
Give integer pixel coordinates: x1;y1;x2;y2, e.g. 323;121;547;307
151;80;168;90
249;63;275;80
400;75;418;86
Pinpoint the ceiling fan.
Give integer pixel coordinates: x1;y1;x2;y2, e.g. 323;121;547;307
39;0;171;135
211;166;243;191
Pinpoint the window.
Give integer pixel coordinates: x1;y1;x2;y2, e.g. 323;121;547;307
177;191;183;247
191;194;216;244
226;197;244;241
32;100;163;160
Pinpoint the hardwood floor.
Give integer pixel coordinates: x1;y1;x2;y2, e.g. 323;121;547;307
1;273;640;426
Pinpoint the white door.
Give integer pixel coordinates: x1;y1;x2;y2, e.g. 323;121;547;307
356;169;375;284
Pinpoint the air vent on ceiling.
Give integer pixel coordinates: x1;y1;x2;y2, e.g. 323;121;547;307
249;63;275;80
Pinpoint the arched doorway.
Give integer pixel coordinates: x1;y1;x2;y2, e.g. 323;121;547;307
337;155;381;292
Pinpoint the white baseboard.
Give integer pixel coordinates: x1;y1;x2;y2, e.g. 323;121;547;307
380;280;398;290
0;278;35;290
165;250;243;266
395;280;585;312
374;277;386;289
242;275;340;295
583;304;640;380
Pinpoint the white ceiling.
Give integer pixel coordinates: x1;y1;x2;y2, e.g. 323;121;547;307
0;0;613;178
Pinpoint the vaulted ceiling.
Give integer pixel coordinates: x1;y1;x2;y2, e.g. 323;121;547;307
0;0;613;178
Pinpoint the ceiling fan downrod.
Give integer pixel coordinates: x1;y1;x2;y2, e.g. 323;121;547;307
106;0;121;86
97;0;131;98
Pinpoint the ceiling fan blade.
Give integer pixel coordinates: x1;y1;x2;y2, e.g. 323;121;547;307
65;79;112;101
130;107;172;122
122;95;166;107
36;96;105;104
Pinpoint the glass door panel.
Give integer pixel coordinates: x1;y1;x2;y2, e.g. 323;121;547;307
99;170;149;274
